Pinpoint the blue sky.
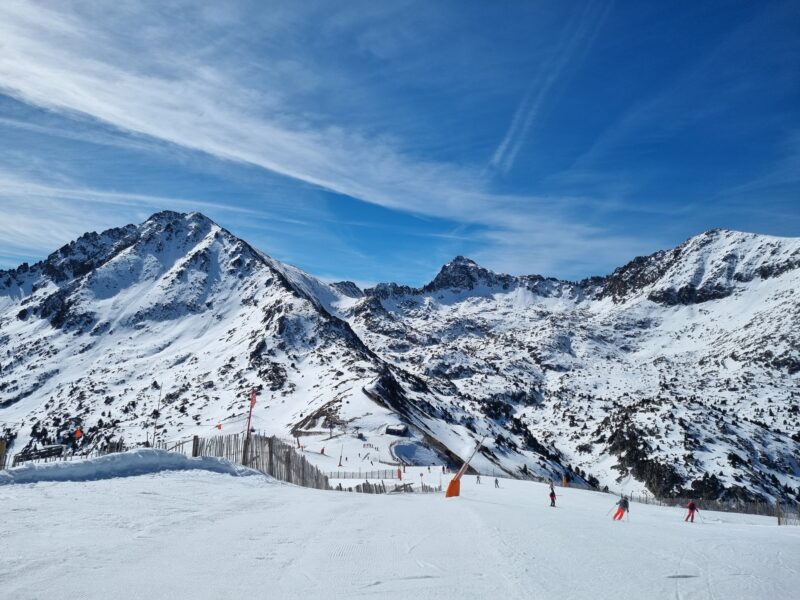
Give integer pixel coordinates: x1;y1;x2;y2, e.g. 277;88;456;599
0;0;798;285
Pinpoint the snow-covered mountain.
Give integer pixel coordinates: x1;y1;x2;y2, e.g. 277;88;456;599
1;212;798;502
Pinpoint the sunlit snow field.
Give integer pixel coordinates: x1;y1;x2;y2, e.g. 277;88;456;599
2;459;798;600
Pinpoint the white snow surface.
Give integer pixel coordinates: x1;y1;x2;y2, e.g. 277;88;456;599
0;449;256;485
1;467;798;600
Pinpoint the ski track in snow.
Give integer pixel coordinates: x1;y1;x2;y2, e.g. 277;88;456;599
2;471;799;600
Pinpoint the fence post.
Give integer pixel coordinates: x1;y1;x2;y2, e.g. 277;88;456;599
242;435;251;467
191;436;199;458
268;437;274;476
0;439;6;470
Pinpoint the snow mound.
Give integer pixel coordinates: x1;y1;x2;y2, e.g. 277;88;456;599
0;449;262;485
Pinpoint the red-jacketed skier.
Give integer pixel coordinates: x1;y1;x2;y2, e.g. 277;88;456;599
685;500;699;523
612;496;629;521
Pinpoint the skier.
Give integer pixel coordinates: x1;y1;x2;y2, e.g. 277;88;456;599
685;499;699;523
612;495;629;521
494;477;500;488
476;474;481;484
549;488;557;507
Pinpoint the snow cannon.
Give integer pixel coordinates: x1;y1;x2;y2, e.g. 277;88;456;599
445;437;485;499
445;477;461;498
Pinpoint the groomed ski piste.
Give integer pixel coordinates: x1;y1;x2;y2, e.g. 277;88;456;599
2;452;798;600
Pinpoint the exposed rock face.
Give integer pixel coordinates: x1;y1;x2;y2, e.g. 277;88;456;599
423;256;512;292
330;281;364;298
598;228;800;305
2;212;799;503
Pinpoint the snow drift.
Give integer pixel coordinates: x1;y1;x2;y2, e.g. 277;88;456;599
0;449;259;485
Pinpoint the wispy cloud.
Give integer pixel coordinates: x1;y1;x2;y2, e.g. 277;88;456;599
0;169;260;264
489;1;613;175
0;1;485;219
0;114;165;155
4;1;784;281
0;0;646;278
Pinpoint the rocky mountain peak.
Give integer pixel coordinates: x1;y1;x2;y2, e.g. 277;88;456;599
448;255;479;268
143;209;211;227
423;256;511;292
598;229;800;305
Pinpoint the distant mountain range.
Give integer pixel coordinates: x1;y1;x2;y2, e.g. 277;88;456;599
2;211;798;502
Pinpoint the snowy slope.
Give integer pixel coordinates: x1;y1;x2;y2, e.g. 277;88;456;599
0;212;421;459
343;234;800;501
1;212;798;502
1;465;798;600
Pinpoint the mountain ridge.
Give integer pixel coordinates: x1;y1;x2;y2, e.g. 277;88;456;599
1;211;798;503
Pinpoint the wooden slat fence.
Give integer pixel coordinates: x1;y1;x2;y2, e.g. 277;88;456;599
191;434;244;465
8;439;128;468
777;504;800;526
332;480;443;494
326;469;398;480
193;433;330;491
354;481;386;494
419;482;443;493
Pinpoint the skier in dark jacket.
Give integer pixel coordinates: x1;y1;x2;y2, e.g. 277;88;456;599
612;496;629;521
685;500;699;523
549;488;556;507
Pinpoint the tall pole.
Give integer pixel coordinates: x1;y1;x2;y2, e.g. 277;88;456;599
243;388;256;466
151;382;163;448
445;436;486;498
245;388;256;439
